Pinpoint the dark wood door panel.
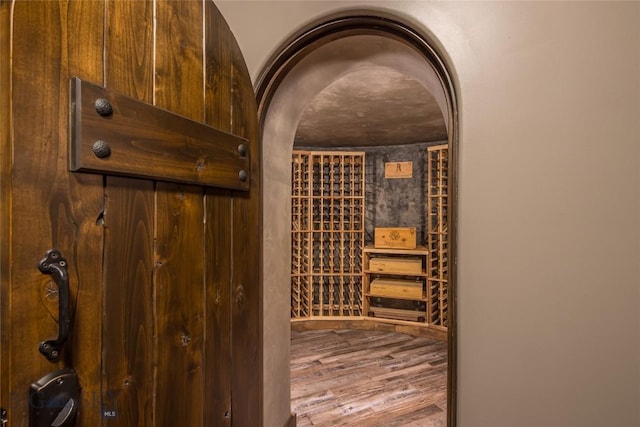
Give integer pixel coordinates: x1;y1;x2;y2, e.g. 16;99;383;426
2;1;261;426
101;2;155;427
203;5;234;424
204;188;234;426
154;183;207;427
153;2;207;425
230;34;263;426
0;0;10;411
8;2;105;426
102;176;155;427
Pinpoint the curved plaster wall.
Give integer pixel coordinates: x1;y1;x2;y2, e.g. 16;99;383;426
261;33;449;426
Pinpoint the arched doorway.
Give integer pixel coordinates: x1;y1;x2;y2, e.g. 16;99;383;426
256;12;458;426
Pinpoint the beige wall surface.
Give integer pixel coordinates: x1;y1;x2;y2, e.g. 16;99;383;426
217;1;640;426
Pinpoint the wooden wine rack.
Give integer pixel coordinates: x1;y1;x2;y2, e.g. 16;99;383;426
427;144;448;330
291;151;365;319
291;153;311;318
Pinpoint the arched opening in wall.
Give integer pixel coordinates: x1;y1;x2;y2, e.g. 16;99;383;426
256;12;458;427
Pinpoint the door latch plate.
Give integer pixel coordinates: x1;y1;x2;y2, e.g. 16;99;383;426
29;369;80;427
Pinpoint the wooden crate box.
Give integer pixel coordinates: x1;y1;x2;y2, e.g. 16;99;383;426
374;227;417;249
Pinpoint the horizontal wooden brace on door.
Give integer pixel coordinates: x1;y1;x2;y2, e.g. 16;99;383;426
69;77;250;190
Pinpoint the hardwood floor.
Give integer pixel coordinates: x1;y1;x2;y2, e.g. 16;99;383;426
290;328;447;426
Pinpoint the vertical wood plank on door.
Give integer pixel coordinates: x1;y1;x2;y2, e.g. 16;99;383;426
154;186;206;427
230;38;263;424
0;0;12;408
102;178;154;426
105;0;154;98
10;2;105;425
155;0;204;118
203;3;233;425
102;2;155;426
204;3;232;130
64;5;107;425
154;1;205;426
203;189;233;425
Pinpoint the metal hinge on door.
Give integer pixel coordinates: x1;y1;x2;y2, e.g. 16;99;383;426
1;407;8;426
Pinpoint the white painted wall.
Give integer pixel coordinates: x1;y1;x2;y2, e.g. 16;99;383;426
217;2;640;426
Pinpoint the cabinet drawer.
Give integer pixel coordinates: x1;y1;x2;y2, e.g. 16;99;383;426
370;278;423;299
369;306;424;322
369;257;422;274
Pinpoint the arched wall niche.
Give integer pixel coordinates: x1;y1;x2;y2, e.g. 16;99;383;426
256;12;459;427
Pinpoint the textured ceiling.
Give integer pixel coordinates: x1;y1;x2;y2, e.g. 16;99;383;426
294;68;447;147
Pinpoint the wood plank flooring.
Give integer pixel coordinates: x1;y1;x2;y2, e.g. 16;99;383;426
291;328;447;426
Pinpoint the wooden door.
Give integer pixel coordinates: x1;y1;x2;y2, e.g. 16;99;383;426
0;1;261;426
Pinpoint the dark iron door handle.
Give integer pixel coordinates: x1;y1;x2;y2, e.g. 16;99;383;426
38;249;71;361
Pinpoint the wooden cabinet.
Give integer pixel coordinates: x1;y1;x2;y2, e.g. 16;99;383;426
363;246;431;324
